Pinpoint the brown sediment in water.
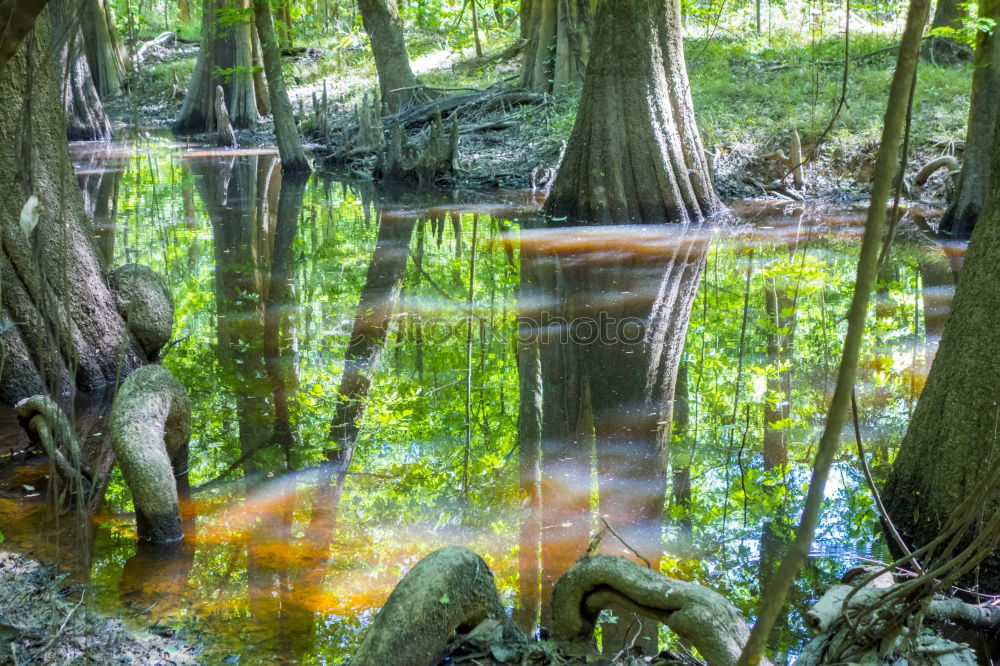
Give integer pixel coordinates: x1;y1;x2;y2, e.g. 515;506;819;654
0;550;198;665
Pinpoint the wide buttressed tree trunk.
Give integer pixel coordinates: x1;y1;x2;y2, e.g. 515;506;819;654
50;0;113;141
938;0;1000;237
882;108;1000;591
0;14;146;405
253;0;310;172
357;0;419;113
174;0;261;133
81;0;127;99
520;0;593;93
543;0;720;225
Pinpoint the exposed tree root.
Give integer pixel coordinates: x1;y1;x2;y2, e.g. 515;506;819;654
551;556;763;666
351;546;522;666
14;395;92;500
214;85;238;148
914;155;960;187
110;364;191;543
108;264;174;360
309;85;548;185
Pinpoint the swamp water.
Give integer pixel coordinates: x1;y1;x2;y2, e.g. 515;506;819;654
0;138;964;664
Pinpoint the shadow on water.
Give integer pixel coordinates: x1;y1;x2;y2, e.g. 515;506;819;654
0;138;963;664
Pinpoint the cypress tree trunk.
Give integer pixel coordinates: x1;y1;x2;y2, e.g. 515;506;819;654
51;0;113;141
357;0;419;113
883;107;1000;591
543;0;720;225
520;0;592;93
938;0;1000;237
81;0;127;99
174;0;260;133
0;14;146;405
253;0;310;172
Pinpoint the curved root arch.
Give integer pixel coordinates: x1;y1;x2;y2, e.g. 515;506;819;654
110;364;191;543
351;547;523;666
15;395;92;498
551;556;765;666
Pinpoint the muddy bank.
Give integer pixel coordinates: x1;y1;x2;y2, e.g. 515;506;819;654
0;551;197;665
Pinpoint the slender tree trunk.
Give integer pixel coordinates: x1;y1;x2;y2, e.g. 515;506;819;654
883;105;1000;592
174;0;260;133
515;219;544;634
81;0;127;99
51;0;113;141
278;0;293;47
543;0;720;225
254;0;311;172
938;0;1000;237
357;0;419;113
178;0;192;22
0;14;146;406
763;276;795;469
520;0;592;93
250;23;271;116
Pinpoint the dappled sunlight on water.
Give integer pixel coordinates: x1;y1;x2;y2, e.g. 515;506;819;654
0;136;968;664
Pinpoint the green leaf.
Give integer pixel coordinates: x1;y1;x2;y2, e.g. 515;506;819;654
440;593;450;604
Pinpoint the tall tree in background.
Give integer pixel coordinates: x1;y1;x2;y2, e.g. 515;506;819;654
175;0;263;133
357;0;420;113
938;0;999;237
253;0;310;171
81;0;127;99
883;110;1000;591
520;0;593;93
51;0;113;140
544;0;719;224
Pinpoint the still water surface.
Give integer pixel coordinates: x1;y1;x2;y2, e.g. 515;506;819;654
0;138;963;664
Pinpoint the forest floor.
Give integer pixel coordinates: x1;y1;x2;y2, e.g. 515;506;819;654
111;28;974;202
0;551;198;665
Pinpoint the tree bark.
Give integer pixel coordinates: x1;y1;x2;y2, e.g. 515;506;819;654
253;0;310;172
50;0;113;141
0;13;146;406
81;0;127;99
543;0;720;225
520;0;592;93
174;0;260;133
938;0;1000;237
357;0;419;113
0;0;52;69
883;100;1000;592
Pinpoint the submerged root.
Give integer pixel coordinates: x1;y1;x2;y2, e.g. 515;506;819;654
110;364;191;543
351;547;523;666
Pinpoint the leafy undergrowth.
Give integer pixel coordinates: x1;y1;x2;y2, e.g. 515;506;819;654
112;25;972;199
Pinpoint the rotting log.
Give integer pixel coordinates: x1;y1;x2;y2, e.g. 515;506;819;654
110;364;192;543
551;555;763;666
351;547;523;666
